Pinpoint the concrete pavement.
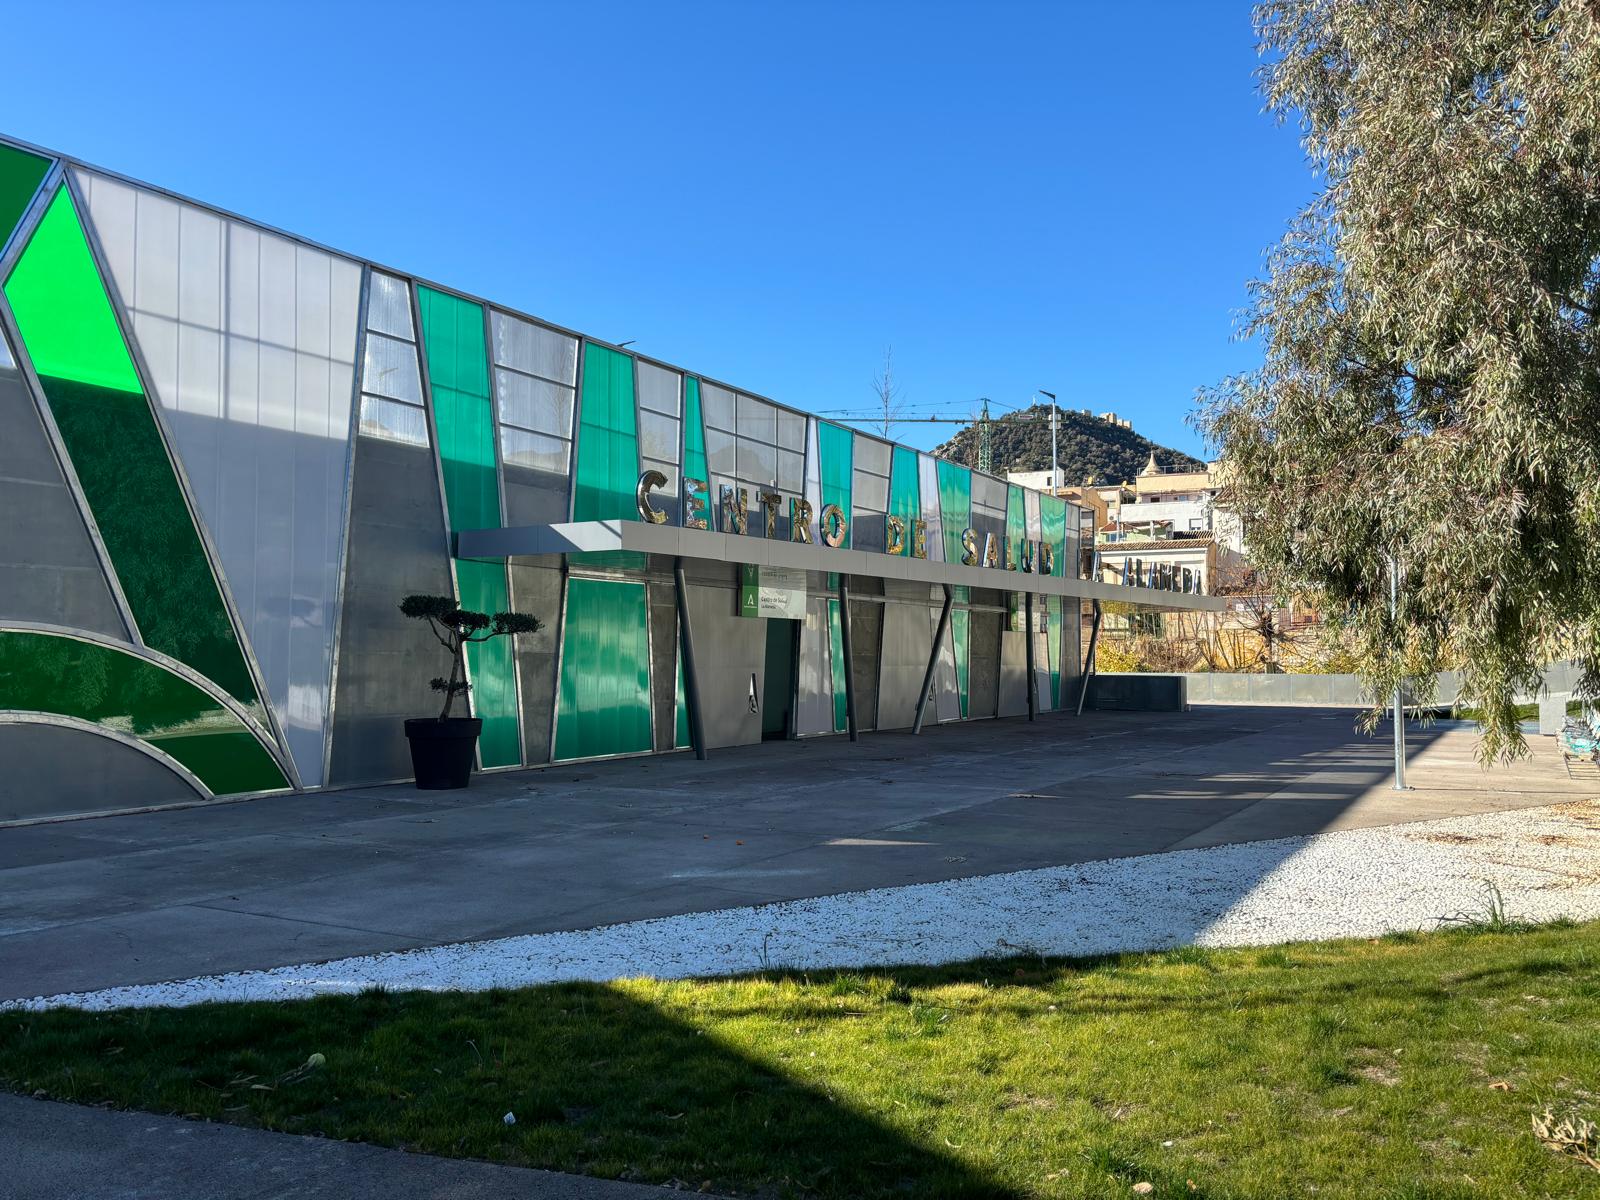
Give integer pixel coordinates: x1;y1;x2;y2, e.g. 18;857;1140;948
2;706;1591;1002
0;1093;687;1199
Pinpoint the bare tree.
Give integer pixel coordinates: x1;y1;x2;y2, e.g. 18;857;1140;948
870;347;906;439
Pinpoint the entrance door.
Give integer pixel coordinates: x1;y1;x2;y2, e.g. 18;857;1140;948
761;618;797;739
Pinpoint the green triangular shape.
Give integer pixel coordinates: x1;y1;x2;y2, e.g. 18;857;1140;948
0;142;51;252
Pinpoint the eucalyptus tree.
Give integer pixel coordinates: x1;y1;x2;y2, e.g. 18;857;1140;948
1195;0;1600;758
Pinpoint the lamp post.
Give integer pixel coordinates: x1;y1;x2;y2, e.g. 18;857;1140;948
1038;390;1058;490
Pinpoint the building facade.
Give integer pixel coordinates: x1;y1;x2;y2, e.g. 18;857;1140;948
0;135;1219;822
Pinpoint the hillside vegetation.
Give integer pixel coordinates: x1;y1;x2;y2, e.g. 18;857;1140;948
932;404;1204;484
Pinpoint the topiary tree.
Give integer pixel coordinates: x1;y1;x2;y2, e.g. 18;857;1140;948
400;594;541;720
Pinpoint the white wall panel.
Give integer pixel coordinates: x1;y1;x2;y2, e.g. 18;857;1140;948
74;166;362;788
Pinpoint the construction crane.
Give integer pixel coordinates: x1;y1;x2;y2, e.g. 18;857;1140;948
820;397;1058;475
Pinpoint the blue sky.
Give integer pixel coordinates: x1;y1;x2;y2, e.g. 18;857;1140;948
2;1;1309;461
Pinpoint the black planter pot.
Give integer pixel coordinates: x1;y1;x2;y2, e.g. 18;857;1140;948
404;717;482;790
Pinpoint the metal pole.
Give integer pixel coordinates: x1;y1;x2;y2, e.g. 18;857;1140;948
673;557;708;761
1024;591;1038;721
1051;398;1059;490
1077;599;1102;716
913;585;955;735
838;574;859;741
1390;553;1408;789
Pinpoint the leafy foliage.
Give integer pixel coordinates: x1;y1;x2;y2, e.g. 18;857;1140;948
401;593;542;720
1195;0;1600;760
933;404;1203;484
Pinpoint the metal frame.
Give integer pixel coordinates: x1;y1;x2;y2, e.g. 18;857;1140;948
0;162;143;648
837;574;858;741
0;621;290;781
320;264;372;787
482;301;530;768
0;710;211;802
62;167;304;789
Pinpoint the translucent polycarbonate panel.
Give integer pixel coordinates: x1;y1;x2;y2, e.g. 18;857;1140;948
777;449;804;494
554;577;652;760
855;435;891;478
367;271;414;340
4;185;262;711
802;418;822;543
418;286;498;535
818;422;853;546
682;377;707;478
736;437;777;487
501;427;569;473
639;409;679;464
888;445;920;556
490;310;577;384
706;428;737;477
636;360;680;416
0;630;288;795
1025;490;1042;542
931;603;958;720
572;343;642;523
936;459;972;563
0;142;51;252
359;394;430;446
918;453;943;562
363;331;422;402
495;368;573;437
972;472;1007;519
457;557;520;767
675;652;690;749
854;464;889;511
700;381;735;432
74;168;363;785
776;409;805;452
795;595;833;736
736;394;776;442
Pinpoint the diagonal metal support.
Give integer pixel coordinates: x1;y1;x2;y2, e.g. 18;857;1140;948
838;573;858;741
1077;598;1102;716
674;556;708;760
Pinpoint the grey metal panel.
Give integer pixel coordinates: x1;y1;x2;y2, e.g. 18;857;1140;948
327;436;454;785
848;597;881;730
636;361;681;416
876;602;932;730
736;394;776;442
796;594;833;735
509;561;563;764
998;630;1028;717
0;366;126;636
76;167;362;788
0;721;201;821
685;581;763;748
648;579;679;751
776;409;805;452
701;382;736;432
960;614;998;720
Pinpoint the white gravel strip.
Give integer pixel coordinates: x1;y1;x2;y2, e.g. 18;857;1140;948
9;800;1600;1012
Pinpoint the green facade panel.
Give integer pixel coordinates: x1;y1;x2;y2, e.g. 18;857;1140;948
0;142;50;254
555;577;652;760
818;422;853;547
888;445;919;556
1040;494;1067;577
0;630;287;795
936;460;971;563
827;597;847;731
1006;484;1026;570
574;343;640;522
952;608;970;718
674;652;690;749
682;376;708;487
416;285;519;768
1047;595;1063;708
3;187;260;710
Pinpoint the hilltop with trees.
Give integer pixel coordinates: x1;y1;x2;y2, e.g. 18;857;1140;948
932;404;1205;484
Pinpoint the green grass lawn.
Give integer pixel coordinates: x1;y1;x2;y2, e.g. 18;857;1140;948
4;922;1599;1199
